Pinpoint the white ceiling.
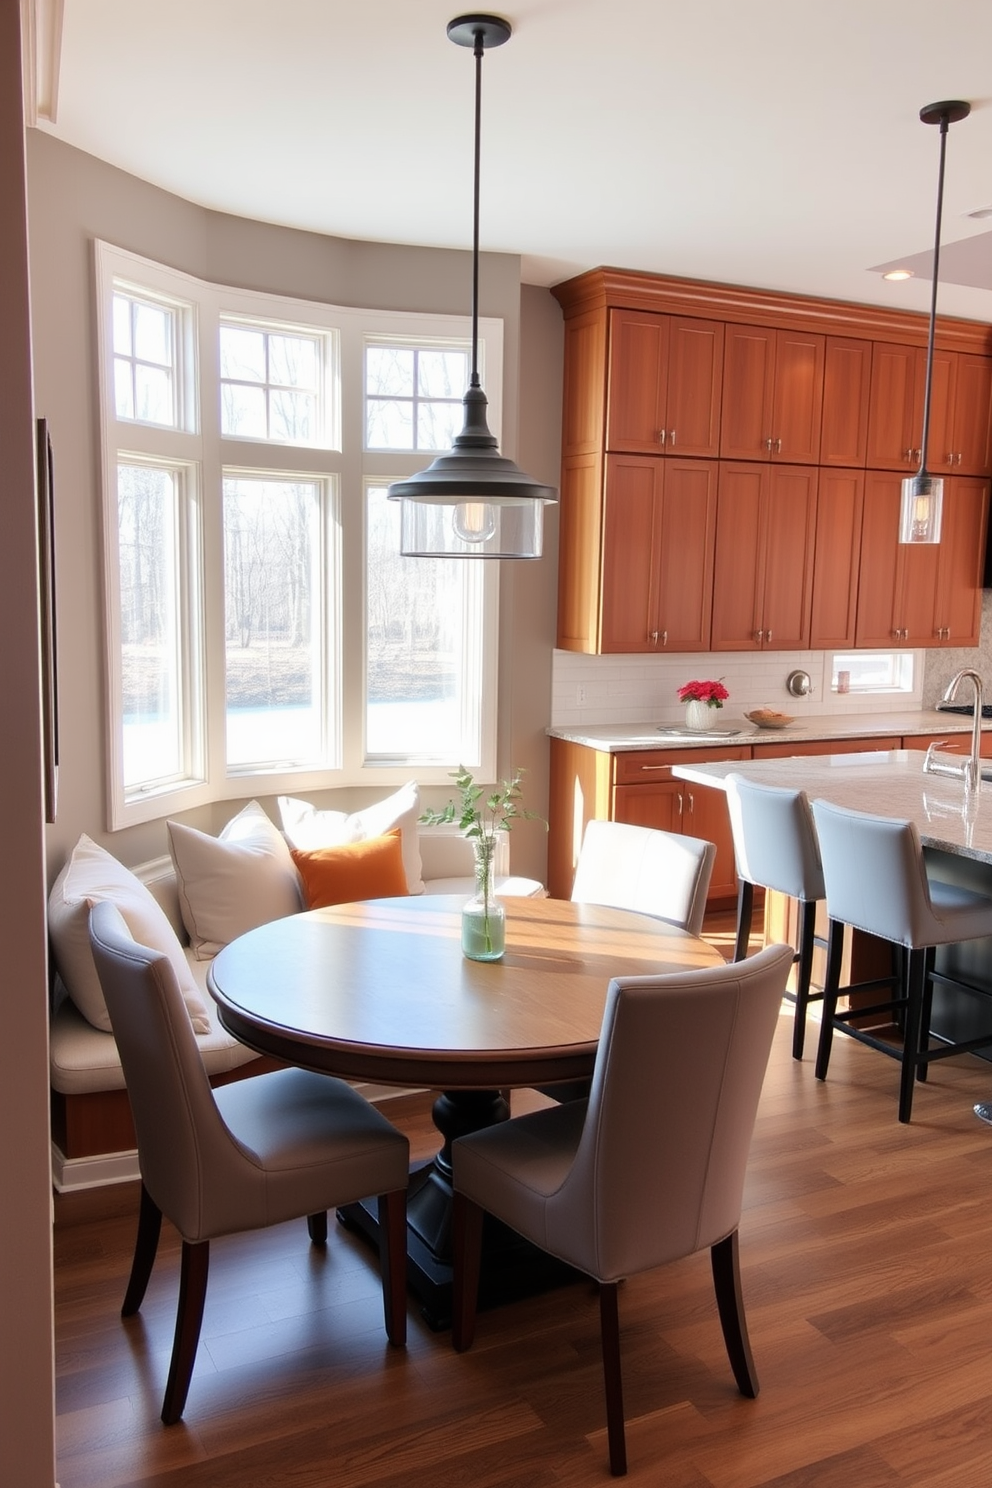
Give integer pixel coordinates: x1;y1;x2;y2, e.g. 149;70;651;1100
34;0;992;321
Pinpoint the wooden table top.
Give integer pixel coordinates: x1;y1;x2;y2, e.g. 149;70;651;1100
208;894;723;1088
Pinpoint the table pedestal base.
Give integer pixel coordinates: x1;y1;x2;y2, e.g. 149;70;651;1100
338;1088;580;1329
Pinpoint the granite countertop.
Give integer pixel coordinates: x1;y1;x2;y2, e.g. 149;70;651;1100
547;710;992;753
669;749;992;865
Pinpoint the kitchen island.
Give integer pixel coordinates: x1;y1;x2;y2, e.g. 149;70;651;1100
671;748;992;1062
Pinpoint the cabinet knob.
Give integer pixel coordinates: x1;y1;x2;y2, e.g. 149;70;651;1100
657;429;667;446
774;437;782;453
668;430;676;448
766;629;773;643
661;629;668;646
753;629;764;642
765;437;774;452
956;452;963;466
676;792;683;816
904;448;914;462
649;630;659;643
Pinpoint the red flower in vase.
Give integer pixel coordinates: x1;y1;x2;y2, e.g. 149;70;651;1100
677;679;729;708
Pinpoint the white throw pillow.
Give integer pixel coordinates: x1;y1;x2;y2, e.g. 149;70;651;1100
168;801;304;959
48;834;211;1034
279;781;424;895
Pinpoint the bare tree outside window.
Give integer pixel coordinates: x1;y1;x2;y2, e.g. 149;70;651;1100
223;475;323;768
117;463;182;785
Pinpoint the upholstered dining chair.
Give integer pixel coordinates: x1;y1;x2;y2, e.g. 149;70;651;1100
725;773;826;1059
570;818;717;935
811;798;992;1122
88;900;410;1424
540;817;719;1104
451;942;794;1476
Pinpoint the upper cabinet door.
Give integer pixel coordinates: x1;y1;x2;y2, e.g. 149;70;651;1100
664;317;724;457
820;337;871;466
605;310;723;456
720;325;776;460
606;310;670;452
772;331;825;463
720;325;824;461
865;343;923;470
942;353;992;477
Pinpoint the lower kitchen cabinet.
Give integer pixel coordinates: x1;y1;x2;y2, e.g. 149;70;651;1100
548;738;747;904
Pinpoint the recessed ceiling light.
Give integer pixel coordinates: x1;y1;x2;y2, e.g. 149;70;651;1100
966;206;992;219
883;268;914;280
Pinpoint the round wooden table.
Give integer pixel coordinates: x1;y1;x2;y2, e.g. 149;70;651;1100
209;894;723;1323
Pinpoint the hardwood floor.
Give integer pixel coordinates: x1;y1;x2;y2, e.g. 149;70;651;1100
53;914;992;1486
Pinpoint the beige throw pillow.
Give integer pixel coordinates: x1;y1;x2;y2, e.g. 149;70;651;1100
48;834;211;1034
168;800;303;959
278;781;424;895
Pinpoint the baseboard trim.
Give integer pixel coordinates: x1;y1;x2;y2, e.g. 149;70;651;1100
51;1083;424;1192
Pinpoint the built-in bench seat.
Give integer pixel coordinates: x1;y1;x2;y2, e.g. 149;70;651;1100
50;817;544;1190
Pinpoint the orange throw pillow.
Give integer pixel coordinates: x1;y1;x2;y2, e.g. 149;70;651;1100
290;829;409;910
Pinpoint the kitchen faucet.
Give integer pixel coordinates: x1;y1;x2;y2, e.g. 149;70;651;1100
941;669;985;791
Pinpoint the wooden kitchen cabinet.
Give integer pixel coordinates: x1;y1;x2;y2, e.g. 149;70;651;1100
808;468;864;648
605;309;724;457
855;472;987;648
820;337;872;466
547;737;747;904
711;462;818;650
553;268;992;656
720;324;825;463
600;455;716;652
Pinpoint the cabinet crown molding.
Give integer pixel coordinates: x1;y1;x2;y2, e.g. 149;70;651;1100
552;266;992;356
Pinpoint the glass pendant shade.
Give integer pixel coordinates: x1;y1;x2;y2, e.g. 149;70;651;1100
387;14;557;559
899;473;944;545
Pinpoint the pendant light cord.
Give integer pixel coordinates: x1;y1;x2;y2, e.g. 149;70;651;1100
470;28;483;389
918;112;950;477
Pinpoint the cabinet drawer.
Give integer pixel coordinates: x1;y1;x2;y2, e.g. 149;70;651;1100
614;746;750;784
750;736;900;759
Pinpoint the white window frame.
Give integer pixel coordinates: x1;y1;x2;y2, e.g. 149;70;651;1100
95;242;501;829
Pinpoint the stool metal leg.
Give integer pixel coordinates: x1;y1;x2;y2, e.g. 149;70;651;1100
733;880;754;964
898;949;928;1124
814;919;845;1082
792;899;818;1061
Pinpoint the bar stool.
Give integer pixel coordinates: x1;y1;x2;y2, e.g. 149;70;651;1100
811;798;992;1123
725;774;825;1059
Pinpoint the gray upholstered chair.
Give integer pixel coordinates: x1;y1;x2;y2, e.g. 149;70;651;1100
571;818;716;936
451;942;794;1477
811;798;992;1122
541;817;718;1104
88;900;410;1424
725;773;826;1059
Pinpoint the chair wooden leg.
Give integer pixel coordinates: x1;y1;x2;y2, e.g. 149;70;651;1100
162;1240;209;1425
792;899;818;1061
121;1181;162;1317
306;1211;328;1245
814;919;845;1082
899;949;928;1124
451;1190;484;1353
599;1282;627;1476
711;1230;759;1398
376;1189;408;1347
733;880;755;963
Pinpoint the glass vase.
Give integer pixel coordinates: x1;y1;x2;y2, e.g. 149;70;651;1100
462;838;506;961
684;698;714;731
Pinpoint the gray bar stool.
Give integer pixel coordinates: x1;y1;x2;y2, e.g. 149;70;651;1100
725;773;825;1059
811;798;992;1123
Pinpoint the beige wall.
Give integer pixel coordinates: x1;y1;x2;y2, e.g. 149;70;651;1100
27;131;563;885
0;5;57;1483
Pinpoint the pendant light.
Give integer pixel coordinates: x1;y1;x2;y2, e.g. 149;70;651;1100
387;14;557;558
899;99;971;545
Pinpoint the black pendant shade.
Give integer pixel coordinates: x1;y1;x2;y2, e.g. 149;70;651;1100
387;14;557;559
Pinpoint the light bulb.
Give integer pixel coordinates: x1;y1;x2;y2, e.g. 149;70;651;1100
452;501;497;544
